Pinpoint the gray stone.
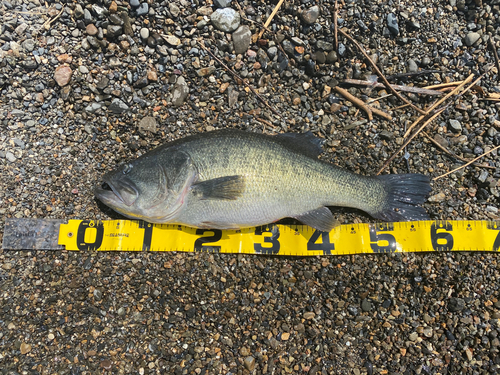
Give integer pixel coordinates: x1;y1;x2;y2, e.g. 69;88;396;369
74;4;84;18
487;127;498;137
107;25;123;38
478;170;489;183
448;119;462;133
172;77;189;107
434;134;449;148
361;299;372;312
22;39;35;52
315;51;326;64
136;3;149;16
267;46;278;60
379;130;394;140
302;5;320;24
407;59;418;73
464;32;481;46
109;98;129;113
243;356;256;371
11;109;24;117
5;152;16;162
214;0;231;8
85;103;103;113
169;3;180;17
326;50;338;63
448;297;465;312
232;25;251;54
140;28;149;39
91;4;106;18
228;87;239;108
210;8;240;32
138;116;157;133
316;40;334;51
387;13;399;35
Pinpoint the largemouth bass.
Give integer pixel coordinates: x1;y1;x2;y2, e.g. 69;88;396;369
95;129;431;231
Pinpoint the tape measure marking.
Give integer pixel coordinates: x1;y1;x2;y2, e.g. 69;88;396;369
51;219;500;255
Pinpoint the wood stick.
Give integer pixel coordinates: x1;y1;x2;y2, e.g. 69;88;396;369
379;69;491;173
424;82;463;90
333;0;338;51
422;131;496;169
433;144;500;180
368;105;392;121
343;79;444;96
258;0;286;39
199;41;282;119
376;107;446;175
43;7;64;30
338;28;427;115
334;86;372;120
403;74;475;138
488;34;500;80
386;70;441;81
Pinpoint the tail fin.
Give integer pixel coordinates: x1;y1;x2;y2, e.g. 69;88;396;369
372;174;431;221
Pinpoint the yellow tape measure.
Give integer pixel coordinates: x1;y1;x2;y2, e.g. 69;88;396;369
56;220;500;255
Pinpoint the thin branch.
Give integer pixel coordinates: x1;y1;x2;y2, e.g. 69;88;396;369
386;70;440;81
369;105;392;121
422;131;496;169
376;107;446;175
198;41;282;119
343;79;444;96
403;74;475;138
333;0;339;51
433;144;500;180
488;34;500;80
258;0;286;39
43;7;64;30
338;28;427;115
424;82;463;90
334;86;372;120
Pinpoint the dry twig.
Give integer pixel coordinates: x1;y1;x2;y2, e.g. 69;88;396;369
42;7;64;30
376;107;446;175
422;131;496;169
424;82;463;90
199;41;282;119
338;28;427;115
433;144;500;180
378;69;490;174
488;34;500;80
258;0;286;39
343;79;444;96
334;87;372;120
386;70;440;81
333;0;339;51
403;74;475;138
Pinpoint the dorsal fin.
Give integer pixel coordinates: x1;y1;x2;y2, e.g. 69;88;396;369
275;132;324;158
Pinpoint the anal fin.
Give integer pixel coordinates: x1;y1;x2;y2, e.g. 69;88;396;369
292;207;339;232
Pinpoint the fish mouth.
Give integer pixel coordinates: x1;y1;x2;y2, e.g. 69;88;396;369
94;177;138;207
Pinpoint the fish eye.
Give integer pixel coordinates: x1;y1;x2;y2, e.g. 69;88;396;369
101;182;112;191
122;164;133;174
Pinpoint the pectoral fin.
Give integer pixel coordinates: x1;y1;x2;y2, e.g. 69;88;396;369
191;175;245;200
292;207;339;232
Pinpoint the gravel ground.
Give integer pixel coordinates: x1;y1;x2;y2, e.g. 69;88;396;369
2;0;500;373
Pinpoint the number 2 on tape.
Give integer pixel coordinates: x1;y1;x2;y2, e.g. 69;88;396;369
194;229;222;253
